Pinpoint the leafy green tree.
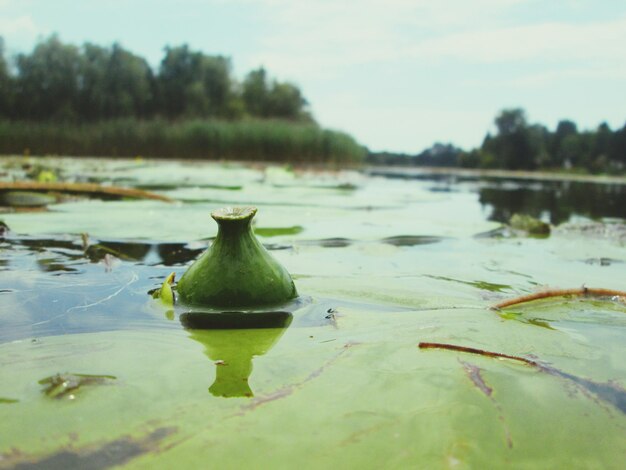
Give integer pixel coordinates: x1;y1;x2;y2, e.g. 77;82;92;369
495;108;527;136
14;35;83;120
80;43;109;119
243;67;309;120
528;124;550;167
158;45;235;118
458;149;481;168
554;119;578;137
267;82;309;120
158;45;194;117
608;123;626;168
80;43;154;120
242;67;269;117
201;54;235;117
560;133;585;168
0;37;12;118
591;122;611;158
489;108;537;170
551;120;578;167
103;44;154;118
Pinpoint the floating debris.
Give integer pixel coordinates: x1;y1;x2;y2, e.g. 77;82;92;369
491;286;626;310
39;373;117;400
0;397;19;404
509;213;551;236
419;342;626;415
0;190;57;207
254;226;304;237
0;181;173;202
154;272;176;306
0;220;8;237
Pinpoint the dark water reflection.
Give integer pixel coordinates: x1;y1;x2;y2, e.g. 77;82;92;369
375;170;626;224
478;181;626;224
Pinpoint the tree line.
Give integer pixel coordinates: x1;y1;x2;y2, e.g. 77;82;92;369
369;108;626;174
0;36;367;162
0;35;311;122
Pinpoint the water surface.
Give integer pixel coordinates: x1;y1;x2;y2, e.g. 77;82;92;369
1;158;625;469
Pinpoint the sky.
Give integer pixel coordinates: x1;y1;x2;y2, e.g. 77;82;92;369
1;0;625;153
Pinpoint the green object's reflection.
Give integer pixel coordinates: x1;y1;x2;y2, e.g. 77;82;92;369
183;312;292;398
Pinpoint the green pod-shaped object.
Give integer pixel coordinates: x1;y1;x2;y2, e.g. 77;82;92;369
176;207;298;308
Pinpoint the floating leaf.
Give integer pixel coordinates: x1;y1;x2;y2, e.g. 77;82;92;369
254;226;304;237
158;272;176;306
39;373;117;399
509;213;551;236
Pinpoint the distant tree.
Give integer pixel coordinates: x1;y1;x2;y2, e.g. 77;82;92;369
80;43;154;120
201;55;236;117
1;36;315;124
159;45;201;117
608;123;626;168
104;44;154;118
158;45;236;118
243;67;310;120
458;149;481;168
488;108;537;170
0;37;12;118
479;133;498;168
495;108;527;136
550;119;578;167
267;82;309;120
415;142;461;167
242;67;268;117
591;122;611;159
555;119;578;136
528;124;550;167
80;43;109;119
14;35;83;120
559;133;585;168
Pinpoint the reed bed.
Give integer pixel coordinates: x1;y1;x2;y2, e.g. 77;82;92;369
0;119;366;163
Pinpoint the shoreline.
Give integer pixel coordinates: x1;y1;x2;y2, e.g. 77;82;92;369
364;165;626;185
4;154;626;185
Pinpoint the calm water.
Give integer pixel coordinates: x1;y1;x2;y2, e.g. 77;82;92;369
374;169;626;224
1;159;625;469
477;180;626;224
2;166;626;342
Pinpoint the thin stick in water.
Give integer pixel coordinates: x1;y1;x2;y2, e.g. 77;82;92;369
491;287;626;310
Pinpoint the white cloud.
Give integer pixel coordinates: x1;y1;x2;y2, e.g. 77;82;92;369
0;14;44;54
0;15;38;36
510;64;626;87
242;0;626;79
408;16;626;64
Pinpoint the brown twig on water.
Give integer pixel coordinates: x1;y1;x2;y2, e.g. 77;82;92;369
419;342;626;414
0;181;173;202
490;287;626;310
418;342;540;367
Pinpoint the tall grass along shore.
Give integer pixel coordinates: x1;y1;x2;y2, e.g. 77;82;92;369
0;119;366;164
